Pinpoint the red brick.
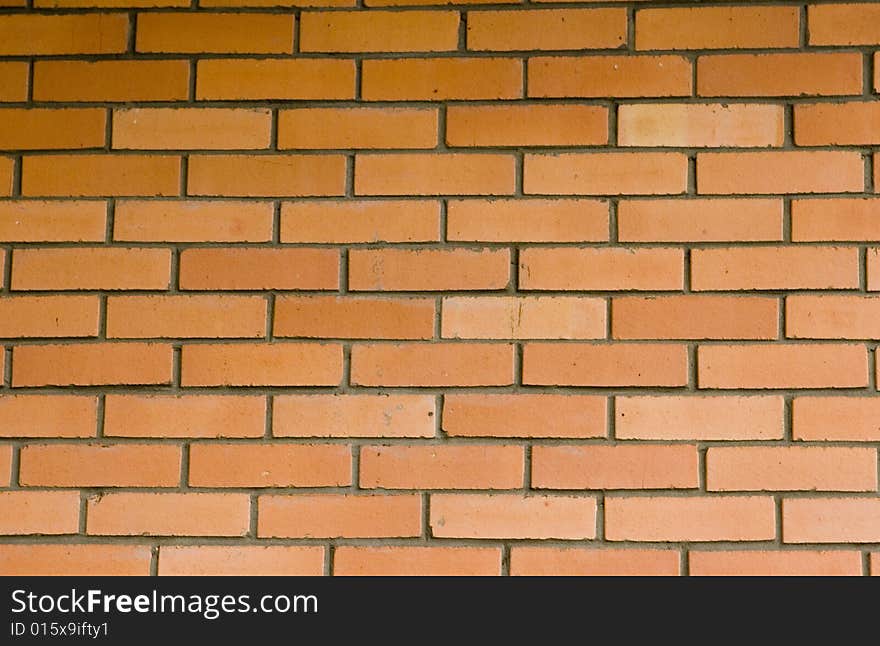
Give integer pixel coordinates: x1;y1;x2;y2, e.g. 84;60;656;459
281;200;440;243
362;58;522;101
188;154;346;197
0;108;106;150
525;153;688;195
468;9;626;51
197;59;355;101
0;396;97;438
179;248;338;290
808;3;880;45
636;7;799;50
0;296;99;337
447;105;608;147
511;548;680;576
0;446;9;486
273;394;435;438
107;295;267;339
871;249;880;292
349;248;509;291
114;200;274;243
783;498;880;543
351;343;514;386
355;153;515;196
0;545;151;576
136;13;293;54
529;56;692;98
279;108;438;149
20;444;181;488
34;60;190;102
181;343;342;387
113;108;271;150
22;155;180;197
442;296;605;339
300;10;458;52
791;199;880;242
0;491;80;535
795;102;880;146
0;201;107;242
619;104;784;147
13;343;173;387
274;296;434;339
793;397;880;442
104;395;265;438
12;247;171;291
787;295;880;339
335;547;501;576
0;14;128;55
690;550;863;576
159;546;324;576
447;199;609;242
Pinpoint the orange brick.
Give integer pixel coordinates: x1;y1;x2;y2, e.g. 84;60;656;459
182;343;342;387
368;0;515;4
443;394;606;438
34;60;190;102
468;9;625;51
12;247;171;290
114;200;273;243
795;102;880;146
159;546;324;576
356;153;515;196
690;550;863;576
606;496;775;542
258;494;421;538
442;296;606;339
0;492;80;535
519;247;683;291
0;62;28;102
447;199;609;242
616;396;784;440
533;445;699;490
793;397;880;442
525;152;687;195
0;158;12;196
707;446;877;492
280;200;440;243
619;104;784;147
636;6;799;50
783;498;880;543
618;198;783;242
612;295;779;340
349;248;509;291
787;295;880;339
0;446;9;486
107;295;267;339
279;108;438;149
87;493;250;537
871;249;879;291
274;296;434;339
136;13;293;53
511;548;680;576
335;547;501;576
273;394;435;438
104;395;265;438
362;58;522;101
20;444;181;488
697;344;868;389
23;155;180;197
0;201;106;242
0;296;99;337
529;56;691;98
351;342;514;386
13;343;173;387
431;494;596;539
203;0;355;5
179;248;338;290
809;3;880;45
188;154;345;197
446;104;608;147
0;396;97;438
691;247;860;291
113;108;271;150
697;53;862;97
360;445;523;489
37;0;187;5
197;59;355;100
523;343;688;387
189;443;350;488
0;14;127;55
792;199;880;242
300;10;458;52
0;109;106;150
0;545;151;576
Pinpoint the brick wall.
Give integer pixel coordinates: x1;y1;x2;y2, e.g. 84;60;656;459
0;0;879;577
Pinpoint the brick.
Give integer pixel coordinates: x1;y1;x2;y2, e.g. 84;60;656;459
0;545;151;576
431;494;596;539
181;343;342;387
533;445;699;490
13;343;172;387
197;59;355;100
795;102;880;146
442;296;606;339
20;444;181;488
179;248;338;290
136;13;293;53
783;498;880;543
362;58;522;101
0;201;107;242
189;443;351;488
523;343;688;387
351;343;514;387
808;3;880;45
443;394;606;438
273;394;435;438
279;108;438;149
606;496;775;542
203;0;355;5
447;199;609;242
619;104;784;148
529;56;691;98
360;445;523;489
787;296;880;339
871;249;880;292
106;295;267;339
281;200;440;243
37;0;187;5
511;548;680;576
0;446;9;486
104;395;265;438
349;248;509;291
697;152;864;195
0;396;97;438
368;0;514;4
698;53;862;97
34;60;190;102
636;7;799;50
618;198;784;242
519;248;683;291
616;396;784;440
690;551;863;576
0;158;12;196
691;247;860;291
188;154;346;197
0;62;28;102
0;109;106;150
793;397;880;442
446;104;608;147
335;547;501;576
158;546;324;576
114;200;274;243
612;296;779;340
792;199;880;242
258;494;421;538
0;14;128;55
0;296;99;337
23;155;180;197
300;10;458;52
87;493;250;537
0;492;80;535
697;344;868;389
113;108;271;150
12;247;171;290
355;153;515;196
525;152;687;196
468;9;626;51
274;296;434;339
